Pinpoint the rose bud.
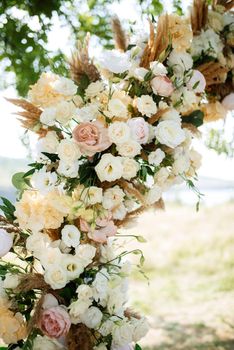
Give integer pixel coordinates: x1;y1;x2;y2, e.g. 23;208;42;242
187;70;206;93
151;76;174;97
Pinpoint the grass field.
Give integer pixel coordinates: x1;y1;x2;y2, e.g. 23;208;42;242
124;202;234;349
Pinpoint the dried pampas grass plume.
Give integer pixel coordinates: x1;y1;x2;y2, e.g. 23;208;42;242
191;0;208;34
112;16;128;52
67;324;96;350
197;61;228;87
69;34;100;85
140;15;170;68
213;0;234;10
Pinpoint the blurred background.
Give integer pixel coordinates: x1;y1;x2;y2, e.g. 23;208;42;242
0;1;234;349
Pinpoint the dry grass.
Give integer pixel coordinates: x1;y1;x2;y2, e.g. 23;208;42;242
122;202;234;349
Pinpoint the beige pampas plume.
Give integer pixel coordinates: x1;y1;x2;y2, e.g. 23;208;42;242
197;61;228;86
191;0;208;34
67;324;95;350
69;34;100;85
140;15;170;68
112;16;128;52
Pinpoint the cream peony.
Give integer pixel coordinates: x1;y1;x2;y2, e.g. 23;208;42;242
155;120;186;148
116;140;141;158
136;95;157;117
108;122;131;144
95;154;123;182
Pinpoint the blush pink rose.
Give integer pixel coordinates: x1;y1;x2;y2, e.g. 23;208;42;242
127;117;149;144
72;121;111;156
187;70;206;93
151;76;174;97
38;306;71;338
222;93;234;111
80;214;117;243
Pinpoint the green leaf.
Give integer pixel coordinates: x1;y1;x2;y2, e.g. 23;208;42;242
135;344;143;350
136;236;147;243
183;110;204;127
41;152;60;162
12;172;29;190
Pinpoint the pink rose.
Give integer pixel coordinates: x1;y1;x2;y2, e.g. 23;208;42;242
222;93;234;111
187;70;206;93
72;121;111;156
151;76;174;97
80;214;117;243
127;117;149;144
38;306;71;338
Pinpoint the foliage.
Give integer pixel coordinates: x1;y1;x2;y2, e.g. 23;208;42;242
206;128;234;158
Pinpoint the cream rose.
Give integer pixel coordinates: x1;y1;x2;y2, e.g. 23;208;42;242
57;139;81;163
108;98;129;119
136;95;157;117
116;140;141;158
122;157;140;180
108;122;131;144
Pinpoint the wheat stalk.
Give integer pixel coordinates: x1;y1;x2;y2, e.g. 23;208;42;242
191;0;208;34
112;16;127;51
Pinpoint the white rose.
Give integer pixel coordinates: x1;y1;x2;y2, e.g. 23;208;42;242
92;270;109;302
99;50;131;74
160;108;181;123
61;255;84;280
61;225;81;248
36;131;59;158
85;81;104;98
77;285;93;301
44;266;68;290
31;167;57;194
136;95;157;117
150;61;167;76
167;50;193;76
52;76;77;95
57;160;79;178
40;107;56;126
154;167;170;185
0;229;13;257
117;141;141;158
108;122;131;144
95;154;123;182
131;317;149;342
55;100;76;125
148;149;165;166
76;103;100;122
57;139;81;163
103;186;125;210
75;244;96;267
99;319;114;336
145;185;162;205
69;299;92;321
80;306;103;329
42;293;59;309
132;67;148;81
122;158;139;180
112;322;134;347
155;120;185;148
3;273;20;289
108;99;128;119
33;335;65;350
112;203;127;221
80;186;103;205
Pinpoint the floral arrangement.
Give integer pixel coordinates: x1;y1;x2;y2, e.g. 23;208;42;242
191;0;234;122
0;10;211;350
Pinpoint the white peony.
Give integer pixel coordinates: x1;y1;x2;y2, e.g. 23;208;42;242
150;61;167;76
155;120;186;148
99;50;131;74
36;131;59;158
148;149;165;166
122;157;140;180
112;322;134;348
57;139;81;163
55;100;76;125
108;122;131;144
80;306;103;329
85;81;104;98
108;98;129;119
44;266;68;290
167;50;193;76
61;255;84;280
145;185;162;205
95;154;123;182
136;95;157;117
80;186;103;205
31;167;57;194
61;225;81;248
77;285;93;301
117;141;141;158
57;160;79;178
103;186;125;210
0;229;13;257
75;244;96;267
52;76;77;96
40;107;56;126
3;273;20;290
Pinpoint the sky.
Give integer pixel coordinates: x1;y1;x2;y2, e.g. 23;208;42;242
0;0;234;182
